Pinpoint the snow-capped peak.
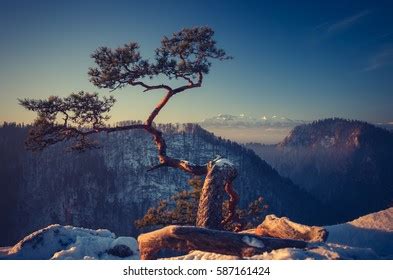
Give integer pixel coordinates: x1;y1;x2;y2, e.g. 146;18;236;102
201;113;305;128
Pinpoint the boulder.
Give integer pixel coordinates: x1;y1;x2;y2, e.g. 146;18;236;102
252;215;328;242
137;225;307;260
107;244;133;258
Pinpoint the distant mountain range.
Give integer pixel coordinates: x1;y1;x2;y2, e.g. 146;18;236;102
200;114;306;128
199;114;306;144
199;114;393;144
377;122;393;131
246;118;393;224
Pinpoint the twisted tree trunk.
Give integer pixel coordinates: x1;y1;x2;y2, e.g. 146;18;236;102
196;157;238;229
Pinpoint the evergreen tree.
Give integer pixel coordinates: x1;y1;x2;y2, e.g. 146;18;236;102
135;176;268;231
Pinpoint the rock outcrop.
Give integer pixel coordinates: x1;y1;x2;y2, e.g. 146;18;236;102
137;225;307;260
249;215;328;242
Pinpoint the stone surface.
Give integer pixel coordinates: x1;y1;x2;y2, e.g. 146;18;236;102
254;215;328;242
107;244;133;258
137;225;307;260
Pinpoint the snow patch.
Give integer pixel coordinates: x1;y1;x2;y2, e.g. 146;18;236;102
162;250;240;260
214;158;234;168
249;243;378;260
1;224;139;260
242;236;265;248
326;207;393;257
161;244;377;260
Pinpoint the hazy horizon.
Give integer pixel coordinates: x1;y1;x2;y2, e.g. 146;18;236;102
3;113;392;145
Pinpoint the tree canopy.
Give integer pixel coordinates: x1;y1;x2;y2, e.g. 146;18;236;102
88;27;231;91
19;26;231;154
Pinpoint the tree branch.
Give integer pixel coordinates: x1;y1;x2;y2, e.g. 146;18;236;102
129;81;172;92
146;163;168;172
173;72;203;94
221;182;240;229
178;74;194;85
63;123;208;175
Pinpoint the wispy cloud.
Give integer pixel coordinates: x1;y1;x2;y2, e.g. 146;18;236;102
326;10;370;33
378;31;393;40
364;46;393;71
313;10;371;36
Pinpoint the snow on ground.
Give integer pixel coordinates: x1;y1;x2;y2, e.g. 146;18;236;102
214;157;235;168
248;243;378;260
162;244;378;260
1;208;392;260
0;224;139;260
163;208;393;260
164;250;241;260
326;207;393;257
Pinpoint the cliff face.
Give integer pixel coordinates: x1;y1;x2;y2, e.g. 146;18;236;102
0;123;320;246
247;118;393;224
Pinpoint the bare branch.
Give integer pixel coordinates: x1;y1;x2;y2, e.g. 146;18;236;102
173;72;203;94
147;163;167;172
177;74;194;85
221;182;240;228
129;81;172;92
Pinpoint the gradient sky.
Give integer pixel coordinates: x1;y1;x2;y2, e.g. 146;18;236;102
1;0;393;125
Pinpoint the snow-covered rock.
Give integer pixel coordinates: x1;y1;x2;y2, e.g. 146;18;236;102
1;208;392;260
0;224;139;260
163;208;393;260
253;214;328;242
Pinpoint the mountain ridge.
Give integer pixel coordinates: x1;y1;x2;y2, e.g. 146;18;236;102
247;118;393;223
0;122;322;246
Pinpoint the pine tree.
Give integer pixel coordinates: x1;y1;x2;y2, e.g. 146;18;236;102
135;176;268;232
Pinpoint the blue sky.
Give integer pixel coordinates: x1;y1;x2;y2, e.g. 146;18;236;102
1;0;392;124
